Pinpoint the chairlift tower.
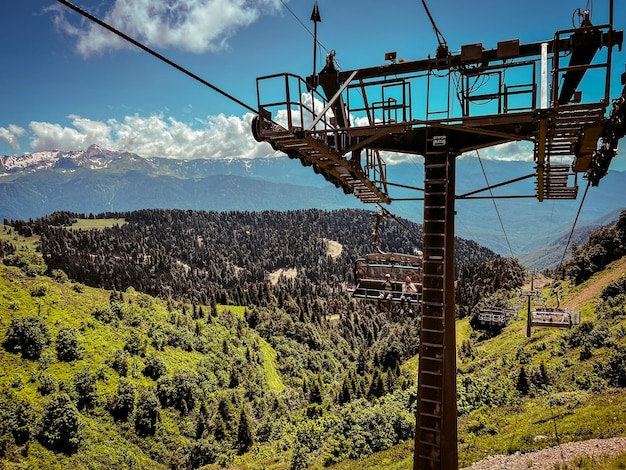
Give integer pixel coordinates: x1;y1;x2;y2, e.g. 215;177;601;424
252;2;625;468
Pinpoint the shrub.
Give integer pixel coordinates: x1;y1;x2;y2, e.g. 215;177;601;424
466;416;497;436
109;379;135;422
601;275;626;300
156;369;199;414
3;316;51;360
4;249;46;276
143;354;167;380
459;339;476;363
135;389;160;436
29;284;48;297
73;368;97;410
600;347;626;387
37;394;81;454
109;349;129;377
0;389;36;457
38;373;57;395
56;326;81;362
187;438;220;468
93;304;115;324
124;331;146;357
50;269;69;283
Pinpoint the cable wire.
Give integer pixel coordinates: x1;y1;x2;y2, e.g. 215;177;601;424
375;204;422;241
55;0;257;115
475;149;515;258
553;179;592;282
279;0;330;56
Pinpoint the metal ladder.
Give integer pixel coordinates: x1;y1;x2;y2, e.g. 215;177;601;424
415;132;458;470
534;103;605;199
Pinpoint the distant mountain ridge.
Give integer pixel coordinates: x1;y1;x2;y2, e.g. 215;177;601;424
0;145;359;220
2;145;625;269
0;144;328;183
0;145;125;173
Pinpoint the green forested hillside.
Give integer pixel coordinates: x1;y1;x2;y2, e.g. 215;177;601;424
9;208;495;305
3;210;626;470
0;224;422;469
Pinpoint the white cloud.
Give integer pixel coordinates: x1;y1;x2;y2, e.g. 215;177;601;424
19;107;542;166
51;0;283;57
29;120;112;152
465;141;534;162
0;125;26;154
27;113;276;160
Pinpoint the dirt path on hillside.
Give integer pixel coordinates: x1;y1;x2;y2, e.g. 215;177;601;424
461;437;626;469
560;256;626;310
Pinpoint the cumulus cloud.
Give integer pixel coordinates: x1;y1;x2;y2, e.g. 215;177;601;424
0;125;26;154
19;99;541;165
50;0;283;57
27;113;276;159
11;89;538;163
467;141;534;162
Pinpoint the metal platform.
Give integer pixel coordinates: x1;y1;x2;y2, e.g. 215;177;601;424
253;23;622;206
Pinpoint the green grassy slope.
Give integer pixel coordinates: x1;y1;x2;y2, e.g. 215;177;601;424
330;260;626;470
3;222;626;469
0;255;282;469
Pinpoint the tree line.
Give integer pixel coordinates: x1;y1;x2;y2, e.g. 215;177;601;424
10;208;496;306
562;209;626;285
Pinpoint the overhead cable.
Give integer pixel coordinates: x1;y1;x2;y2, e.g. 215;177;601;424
55;0;257;114
553;179;592;281
419;0;449;58
279;0;330;56
475;150;515;258
375;204;422;241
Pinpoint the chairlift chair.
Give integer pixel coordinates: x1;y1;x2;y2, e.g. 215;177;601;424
351;212;423;314
530;307;580;329
476;306;516;329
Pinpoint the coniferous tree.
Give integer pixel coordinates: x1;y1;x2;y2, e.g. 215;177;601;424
309;376;323;405
213;414;229;441
368;368;386;398
338;377;352;405
516;366;529;396
237;408;253;454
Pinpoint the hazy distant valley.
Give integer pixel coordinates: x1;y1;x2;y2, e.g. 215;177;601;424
2;145;625;270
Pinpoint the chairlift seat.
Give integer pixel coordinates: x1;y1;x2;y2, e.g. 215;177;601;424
477;307;516;328
531;307;578;329
353;251;423;305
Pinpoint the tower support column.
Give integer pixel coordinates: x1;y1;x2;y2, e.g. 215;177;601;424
414;134;458;470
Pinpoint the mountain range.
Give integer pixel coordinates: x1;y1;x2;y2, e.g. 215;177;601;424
2;144;625;269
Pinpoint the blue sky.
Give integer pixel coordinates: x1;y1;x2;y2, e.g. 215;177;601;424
1;0;625;168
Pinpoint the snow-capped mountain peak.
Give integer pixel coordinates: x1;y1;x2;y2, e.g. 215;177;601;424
0;145;124;173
